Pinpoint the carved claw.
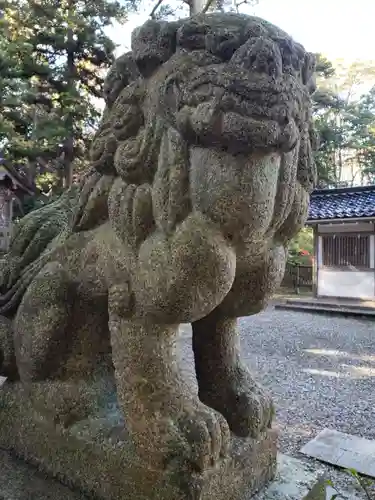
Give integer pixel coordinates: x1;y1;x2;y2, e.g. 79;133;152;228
144;402;231;471
176;404;230;469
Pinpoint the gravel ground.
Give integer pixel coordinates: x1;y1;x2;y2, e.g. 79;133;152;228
178;307;375;498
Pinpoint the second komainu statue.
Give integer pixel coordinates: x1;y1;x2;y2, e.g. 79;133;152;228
0;12;317;500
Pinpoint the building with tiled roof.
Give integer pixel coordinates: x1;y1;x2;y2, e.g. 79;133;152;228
306;185;375;301
307;185;375;223
0;158;37;252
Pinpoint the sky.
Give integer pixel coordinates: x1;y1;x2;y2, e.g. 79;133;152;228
107;0;375;62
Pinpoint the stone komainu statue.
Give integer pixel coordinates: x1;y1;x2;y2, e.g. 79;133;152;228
0;14;316;472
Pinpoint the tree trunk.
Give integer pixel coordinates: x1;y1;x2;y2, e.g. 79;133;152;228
189;0;206;15
62;0;75;189
63;135;74;189
0;187;13;252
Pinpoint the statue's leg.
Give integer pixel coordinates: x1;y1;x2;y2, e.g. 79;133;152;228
12;262;99;426
192;313;273;438
108;285;230;471
13;261;72;383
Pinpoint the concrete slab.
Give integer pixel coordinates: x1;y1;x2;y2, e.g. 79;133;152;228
300;428;375;478
252;454;367;500
252;454;323;499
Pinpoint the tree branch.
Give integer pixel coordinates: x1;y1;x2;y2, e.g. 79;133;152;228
234;0;248;12
200;0;215;14
149;0;165;19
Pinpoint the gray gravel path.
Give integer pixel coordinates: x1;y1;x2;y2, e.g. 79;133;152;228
178;307;375;456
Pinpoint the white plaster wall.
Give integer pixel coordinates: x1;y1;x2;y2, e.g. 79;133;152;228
317;269;375;299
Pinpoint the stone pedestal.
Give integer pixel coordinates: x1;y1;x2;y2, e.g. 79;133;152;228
0;383;277;500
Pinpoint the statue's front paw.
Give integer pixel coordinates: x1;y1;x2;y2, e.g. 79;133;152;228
199;369;273;439
173;403;230;470
134;401;230;471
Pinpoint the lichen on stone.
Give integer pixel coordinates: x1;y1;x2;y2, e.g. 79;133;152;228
0;13;317;480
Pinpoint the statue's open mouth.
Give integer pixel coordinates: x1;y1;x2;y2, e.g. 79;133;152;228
173;65;306;155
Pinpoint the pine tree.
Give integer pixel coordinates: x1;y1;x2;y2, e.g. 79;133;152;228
0;0;137;191
0;15;40;172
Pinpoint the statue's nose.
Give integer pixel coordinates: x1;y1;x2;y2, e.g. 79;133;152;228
230;37;282;78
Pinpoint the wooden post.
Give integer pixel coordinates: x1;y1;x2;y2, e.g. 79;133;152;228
296;264;299;295
312;225;318;297
0;186;13;252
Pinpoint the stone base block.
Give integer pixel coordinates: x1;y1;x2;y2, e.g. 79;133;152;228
0;382;277;500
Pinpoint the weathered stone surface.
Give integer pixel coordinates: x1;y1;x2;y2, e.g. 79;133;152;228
2;448;368;500
0;449;86;500
0;12;316;498
0;382;277;499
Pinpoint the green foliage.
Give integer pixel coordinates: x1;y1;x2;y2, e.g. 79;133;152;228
0;0;138;202
312;56;375;188
287;228;313;266
324;469;374;500
315;54;336;80
345;468;373;500
0;21;39;163
349;87;375;183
